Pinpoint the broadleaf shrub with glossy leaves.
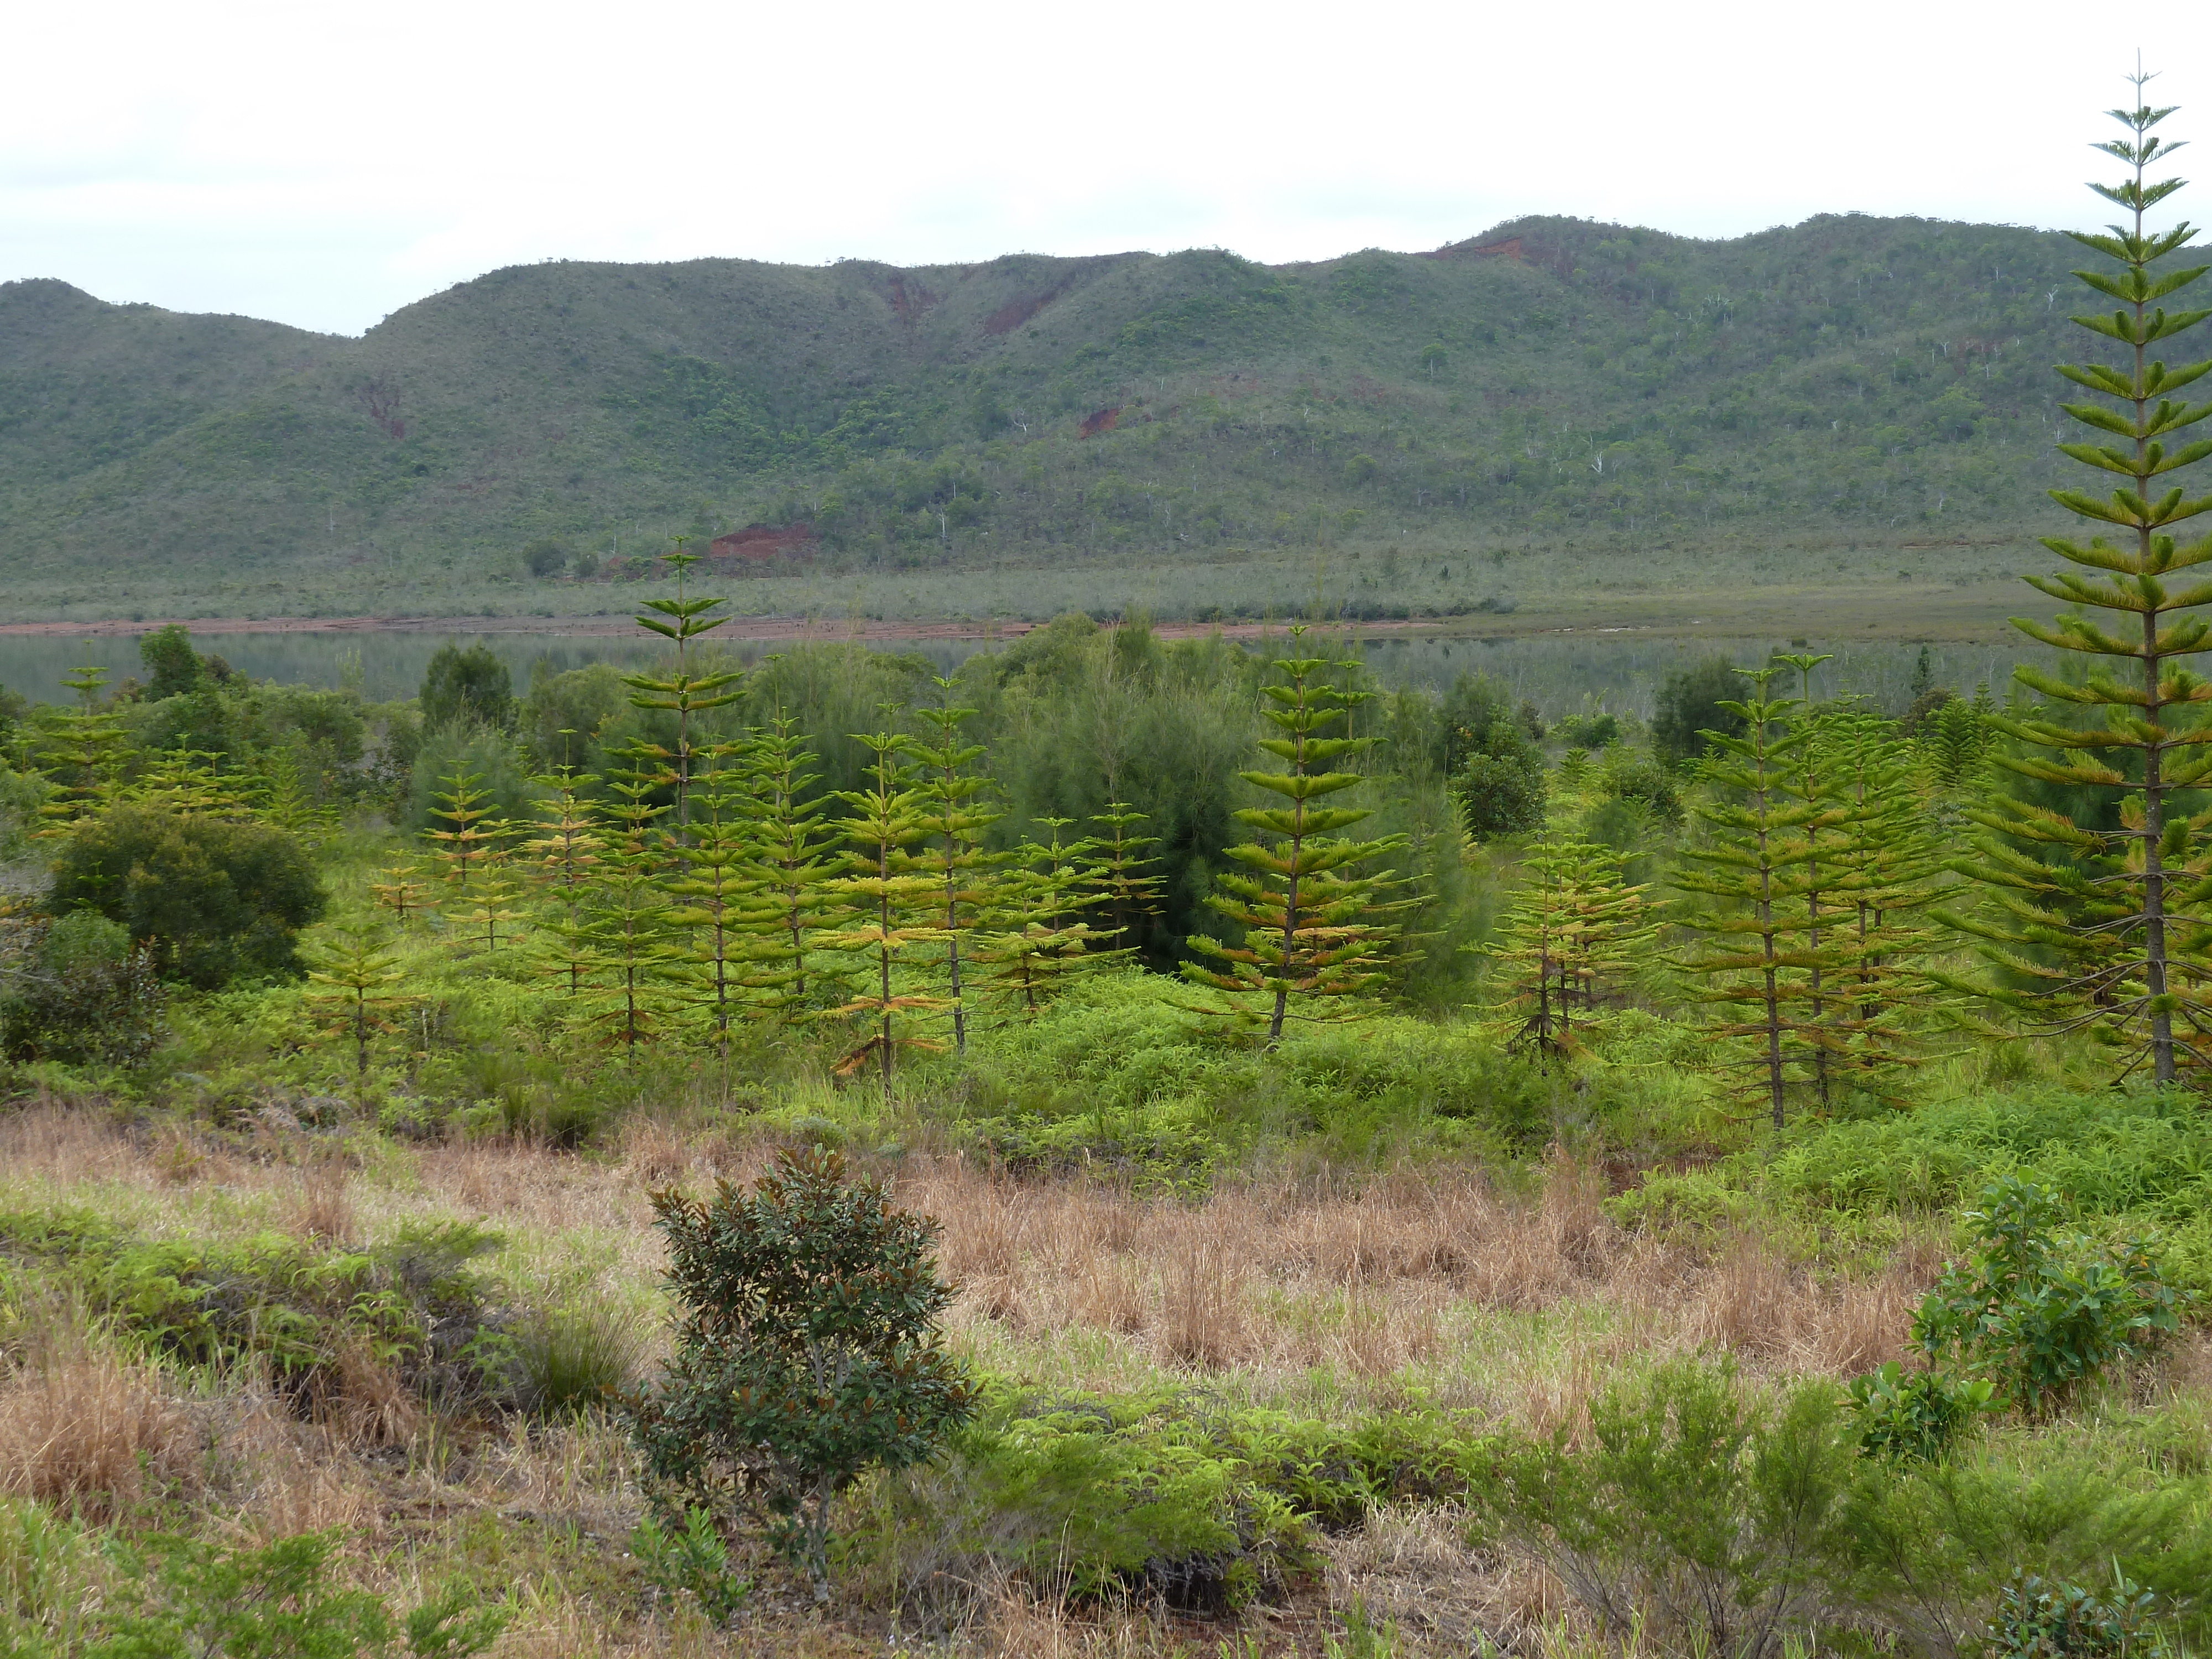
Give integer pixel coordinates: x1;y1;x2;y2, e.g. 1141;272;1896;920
628;1145;976;1600
1912;1177;2188;1411
1846;1362;1994;1464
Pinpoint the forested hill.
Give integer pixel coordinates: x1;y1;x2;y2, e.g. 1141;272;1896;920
0;213;2103;606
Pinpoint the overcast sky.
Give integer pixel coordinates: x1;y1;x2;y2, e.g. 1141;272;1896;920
6;0;2208;338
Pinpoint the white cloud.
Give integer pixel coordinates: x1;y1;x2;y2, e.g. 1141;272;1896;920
2;0;2204;334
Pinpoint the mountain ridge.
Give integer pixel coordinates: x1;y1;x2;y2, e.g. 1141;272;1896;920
0;212;2104;619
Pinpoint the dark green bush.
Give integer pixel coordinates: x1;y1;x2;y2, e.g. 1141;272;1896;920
1914;1177;2188;1411
1986;1573;2162;1659
1652;658;1750;765
418;642;514;732
0;911;166;1066
1454;731;1547;841
629;1146;976;1600
1556;711;1621;749
136;623;204;702
50;804;325;987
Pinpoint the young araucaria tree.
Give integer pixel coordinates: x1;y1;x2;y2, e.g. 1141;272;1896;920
624;544;744;837
741;711;841;1016
1184;629;1405;1041
822;732;947;1097
911;684;1000;1056
1488;841;1655;1060
1672;669;1829;1126
302;922;420;1089
1945;74;2212;1083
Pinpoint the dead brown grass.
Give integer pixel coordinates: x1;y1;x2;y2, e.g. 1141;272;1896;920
903;1153;1919;1411
0;1342;199;1521
291;1156;357;1245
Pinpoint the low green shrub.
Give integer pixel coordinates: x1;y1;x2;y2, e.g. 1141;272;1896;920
1986;1573;2163;1659
85;1531;390;1659
1481;1354;2212;1657
953;974;1553;1180
628;1507;750;1623
629;1146;975;1601
1483;1355;1847;1659
0;912;166;1067
1914;1178;2189;1411
863;1387;1494;1619
1848;1363;1995;1464
80;1530;508;1659
0;1209;513;1412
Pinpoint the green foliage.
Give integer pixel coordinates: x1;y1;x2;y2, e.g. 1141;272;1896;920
1652;658;1750;765
1944;83;2212;1087
1913;1177;2189;1411
629;1146;977;1599
955;972;1553;1172
0;911;165;1066
1847;1362;1995;1464
1987;1573;2163;1659
85;1531;393;1659
0;1208;512;1407
628;1507;750;1623
1483;1355;1850;1659
50;803;326;987
0;1498;96;1657
418;643;514;733
81;1531;508;1659
869;1387;1489;1617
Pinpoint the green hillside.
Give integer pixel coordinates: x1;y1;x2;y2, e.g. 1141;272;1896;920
0;215;2104;622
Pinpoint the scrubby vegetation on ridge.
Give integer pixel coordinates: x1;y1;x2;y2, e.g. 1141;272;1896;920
0;208;2104;623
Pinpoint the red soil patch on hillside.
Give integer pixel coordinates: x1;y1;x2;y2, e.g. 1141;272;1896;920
707;523;815;568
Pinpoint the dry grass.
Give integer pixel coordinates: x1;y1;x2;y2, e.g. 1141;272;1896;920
904;1153;1924;1430
0;1108;2016;1657
290;1156;357;1245
0;1337;199;1522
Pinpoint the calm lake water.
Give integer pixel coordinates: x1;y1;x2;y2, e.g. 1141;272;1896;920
0;628;2029;718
